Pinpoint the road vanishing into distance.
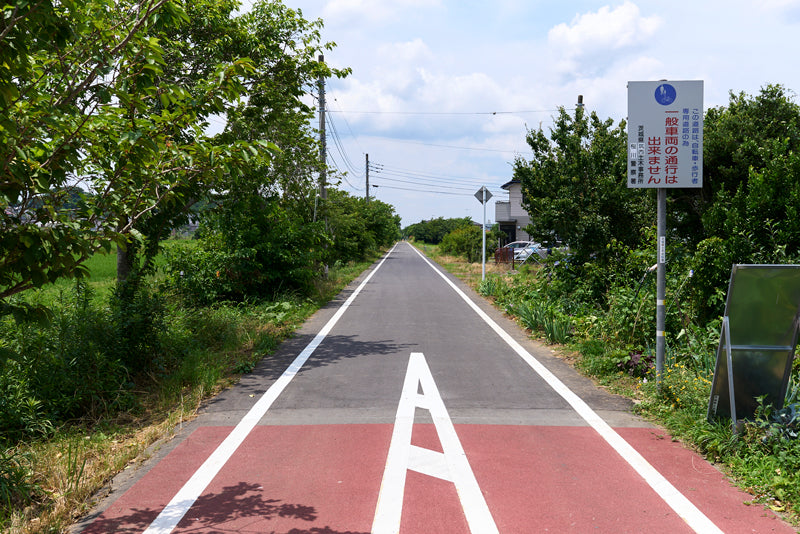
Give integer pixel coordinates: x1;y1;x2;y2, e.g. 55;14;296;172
76;243;795;533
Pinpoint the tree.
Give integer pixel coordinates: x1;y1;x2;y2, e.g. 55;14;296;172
514;106;651;267
216;0;349;241
682;86;800;321
325;189;401;263
0;0;271;304
671;84;800;247
440;224;503;263
403;217;473;244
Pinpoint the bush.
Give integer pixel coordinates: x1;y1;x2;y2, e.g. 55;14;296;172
510;298;572;344
162;244;253;306
478;275;510;301
0;281;153;441
110;277;166;376
440;226;483;262
403;217;473;244
440;225;503;263
0;448;40;518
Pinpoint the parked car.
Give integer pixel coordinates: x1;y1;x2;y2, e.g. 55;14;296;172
502;241;547;262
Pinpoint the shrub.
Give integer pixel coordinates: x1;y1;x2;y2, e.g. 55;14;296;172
510;298;572;344
111;277;166;376
440;225;503;263
478;276;510;301
440;226;483;262
0;448;40;518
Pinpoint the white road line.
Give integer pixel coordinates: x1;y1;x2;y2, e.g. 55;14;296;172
372;352;499;534
408;243;724;534
143;244;398;534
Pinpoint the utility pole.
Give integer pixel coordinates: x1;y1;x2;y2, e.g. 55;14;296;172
318;54;328;276
366;153;370;204
318;54;327;203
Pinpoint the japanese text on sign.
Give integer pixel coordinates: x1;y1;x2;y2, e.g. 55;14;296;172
627;81;703;189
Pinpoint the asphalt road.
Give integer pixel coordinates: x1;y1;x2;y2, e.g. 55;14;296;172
75;242;796;533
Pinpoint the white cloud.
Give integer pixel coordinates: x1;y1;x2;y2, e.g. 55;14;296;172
548;2;662;74
288;0;800;225
377;39;433;64
753;0;800;21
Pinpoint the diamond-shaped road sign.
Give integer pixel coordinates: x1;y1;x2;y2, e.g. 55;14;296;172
474;186;492;204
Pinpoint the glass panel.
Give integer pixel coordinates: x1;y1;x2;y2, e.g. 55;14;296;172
708;348;793;420
708;265;800;422
726;265;800;347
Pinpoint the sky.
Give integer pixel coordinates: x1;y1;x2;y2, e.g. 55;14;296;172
244;0;800;227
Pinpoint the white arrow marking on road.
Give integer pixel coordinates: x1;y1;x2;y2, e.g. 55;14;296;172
372;352;498;534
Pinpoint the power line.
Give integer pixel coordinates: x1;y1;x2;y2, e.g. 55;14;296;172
373;175;502;194
324;112;367;191
328;108;567;116
372;165;504;189
330;94;367;155
371;184;486;197
326;115;363;178
326;147;363;191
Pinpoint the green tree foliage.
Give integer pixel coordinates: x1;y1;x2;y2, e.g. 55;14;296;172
167;188;401;305
114;0;346;280
673;85;800;245
514;106;651;298
440;225;504;263
325;190;402;264
403;217;474;244
681;85;800;321
511;85;800;326
168;194;327;304
0;0;273;304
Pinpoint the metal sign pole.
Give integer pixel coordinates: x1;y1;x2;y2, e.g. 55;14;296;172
482;188;487;281
656;188;666;389
474;186;493;282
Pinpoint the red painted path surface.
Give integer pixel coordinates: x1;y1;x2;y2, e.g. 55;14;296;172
82;424;793;534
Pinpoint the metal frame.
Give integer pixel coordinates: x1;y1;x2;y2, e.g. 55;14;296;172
707;265;800;432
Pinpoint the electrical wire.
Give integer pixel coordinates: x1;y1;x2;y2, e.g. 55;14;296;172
323;111;367;191
372;175;503;195
330;95;367;155
328;108;567;116
373;176;479;193
326;114;362;176
372;166;504;191
371;184;486;197
327;149;363;191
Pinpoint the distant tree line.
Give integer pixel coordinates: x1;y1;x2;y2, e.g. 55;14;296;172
403;217;474;244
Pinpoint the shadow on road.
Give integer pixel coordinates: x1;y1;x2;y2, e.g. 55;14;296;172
81;481;369;534
203;335;415;407
306;334;415;368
